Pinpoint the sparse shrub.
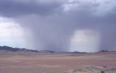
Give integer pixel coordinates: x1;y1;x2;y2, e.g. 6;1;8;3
101;71;105;73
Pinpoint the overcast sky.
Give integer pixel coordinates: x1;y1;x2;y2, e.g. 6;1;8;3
0;0;116;52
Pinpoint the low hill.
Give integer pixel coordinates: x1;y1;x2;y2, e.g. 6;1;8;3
0;46;38;53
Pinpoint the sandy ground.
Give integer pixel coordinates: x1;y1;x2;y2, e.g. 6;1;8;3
0;52;116;73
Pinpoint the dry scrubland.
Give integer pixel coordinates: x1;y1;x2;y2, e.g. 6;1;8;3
0;52;116;73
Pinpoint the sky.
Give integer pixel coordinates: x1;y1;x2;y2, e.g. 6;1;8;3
0;0;116;52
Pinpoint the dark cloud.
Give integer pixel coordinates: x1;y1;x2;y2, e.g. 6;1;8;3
0;0;116;52
0;0;62;17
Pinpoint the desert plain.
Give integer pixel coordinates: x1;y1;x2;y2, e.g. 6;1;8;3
0;52;116;73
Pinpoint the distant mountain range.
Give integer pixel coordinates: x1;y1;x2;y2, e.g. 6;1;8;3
0;46;113;54
0;46;39;52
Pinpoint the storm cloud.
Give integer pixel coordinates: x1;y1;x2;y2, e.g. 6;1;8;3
0;0;116;52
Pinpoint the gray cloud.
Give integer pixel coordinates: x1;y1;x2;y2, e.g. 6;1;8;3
0;0;116;52
0;0;62;17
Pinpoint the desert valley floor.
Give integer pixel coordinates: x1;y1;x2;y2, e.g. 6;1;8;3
0;52;116;73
